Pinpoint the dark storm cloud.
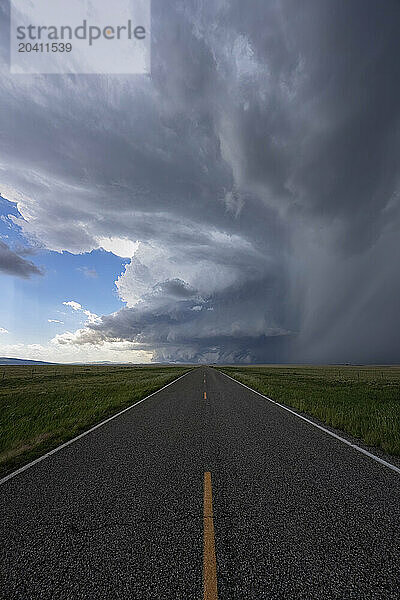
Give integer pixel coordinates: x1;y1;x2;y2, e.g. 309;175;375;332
0;0;399;362
152;279;199;299
0;240;43;278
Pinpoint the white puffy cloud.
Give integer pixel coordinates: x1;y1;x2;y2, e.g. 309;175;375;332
0;341;152;364
97;237;140;258
63;301;82;311
63;301;100;324
115;237;264;308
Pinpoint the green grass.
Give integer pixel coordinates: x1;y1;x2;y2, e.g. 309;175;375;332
217;365;400;456
0;364;191;478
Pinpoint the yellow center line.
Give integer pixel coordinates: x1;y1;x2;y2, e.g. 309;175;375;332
203;472;218;600
204;391;207;399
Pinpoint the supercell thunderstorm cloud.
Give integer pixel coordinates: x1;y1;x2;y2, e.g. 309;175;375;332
1;0;399;363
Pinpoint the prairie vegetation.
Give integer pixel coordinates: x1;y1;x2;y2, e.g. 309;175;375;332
0;364;190;477
218;365;400;456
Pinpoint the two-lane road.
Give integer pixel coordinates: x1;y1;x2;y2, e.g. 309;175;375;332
1;367;399;598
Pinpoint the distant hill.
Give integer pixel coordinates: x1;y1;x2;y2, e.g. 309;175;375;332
0;357;57;366
69;361;138;365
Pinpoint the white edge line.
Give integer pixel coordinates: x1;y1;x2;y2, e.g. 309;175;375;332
219;370;400;476
0;369;193;486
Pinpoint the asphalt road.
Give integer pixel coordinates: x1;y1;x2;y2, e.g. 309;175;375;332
1;367;399;599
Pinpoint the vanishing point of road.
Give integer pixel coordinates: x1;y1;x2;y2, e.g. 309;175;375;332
1;367;399;599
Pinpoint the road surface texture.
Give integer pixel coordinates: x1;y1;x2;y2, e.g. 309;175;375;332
1;367;399;599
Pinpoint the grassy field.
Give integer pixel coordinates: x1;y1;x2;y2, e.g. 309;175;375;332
0;364;191;478
217;365;400;456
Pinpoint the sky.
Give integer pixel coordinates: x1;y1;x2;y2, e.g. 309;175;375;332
0;0;399;364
